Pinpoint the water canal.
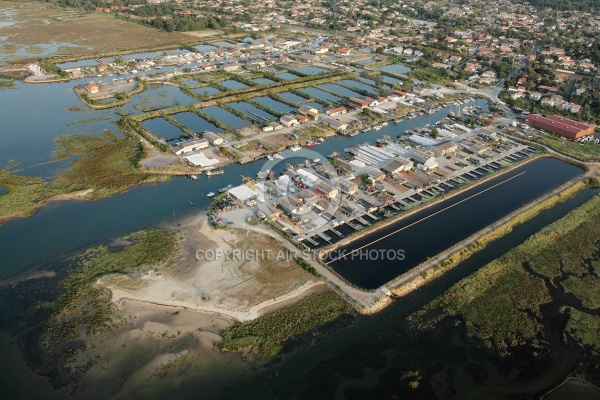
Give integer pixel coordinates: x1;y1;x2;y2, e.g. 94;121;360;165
328;157;583;289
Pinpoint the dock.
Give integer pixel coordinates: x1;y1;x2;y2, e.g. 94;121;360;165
366;212;379;221
345;221;361;230
329;228;343;237
317;232;332;243
356;216;371;226
389;203;402;211
303;236;319;246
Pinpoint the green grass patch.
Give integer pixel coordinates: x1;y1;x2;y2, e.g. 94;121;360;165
0;131;170;222
216;293;354;357
0;168;59;219
53;132;169;200
533;135;600;163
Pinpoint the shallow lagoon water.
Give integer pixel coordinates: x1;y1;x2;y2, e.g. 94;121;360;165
380;63;412;74
252;96;295;114
170;111;222;133
200;105;250;129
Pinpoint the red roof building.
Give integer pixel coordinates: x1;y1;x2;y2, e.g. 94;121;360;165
526;114;595;140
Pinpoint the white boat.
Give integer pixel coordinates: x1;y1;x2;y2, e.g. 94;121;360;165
206;168;224;176
274;153;284;160
266;154;274;160
190;174;198;180
382;122;388;126
257;169;270;179
218;184;233;193
207;192;215;197
290;145;301;152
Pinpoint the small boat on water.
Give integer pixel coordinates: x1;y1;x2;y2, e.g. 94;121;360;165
218;184;233;193
206;167;224;176
206;192;215;197
290;145;301;152
189;174;199;180
306;141;317;148
188;200;194;206
382;122;388;126
317;137;325;143
274;153;284;160
266;154;274;161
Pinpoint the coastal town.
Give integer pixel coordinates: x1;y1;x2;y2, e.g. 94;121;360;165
2;0;599;312
4;0;599;319
1;0;600;399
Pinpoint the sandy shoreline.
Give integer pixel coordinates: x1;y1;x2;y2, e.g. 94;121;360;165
111;279;327;323
99;212;326;326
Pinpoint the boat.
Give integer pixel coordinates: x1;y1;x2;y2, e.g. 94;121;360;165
317;137;325;143
257;170;270;179
188;200;194;206
382;122;388;126
374;125;382;131
306;141;317;148
206;167;224;176
206;192;215;197
189;174;198;180
266;154;274;160
218;184;233;193
290;145;301;152
274;153;284;160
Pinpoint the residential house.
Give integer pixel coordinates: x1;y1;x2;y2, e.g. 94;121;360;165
280;115;298;127
326;106;347;116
